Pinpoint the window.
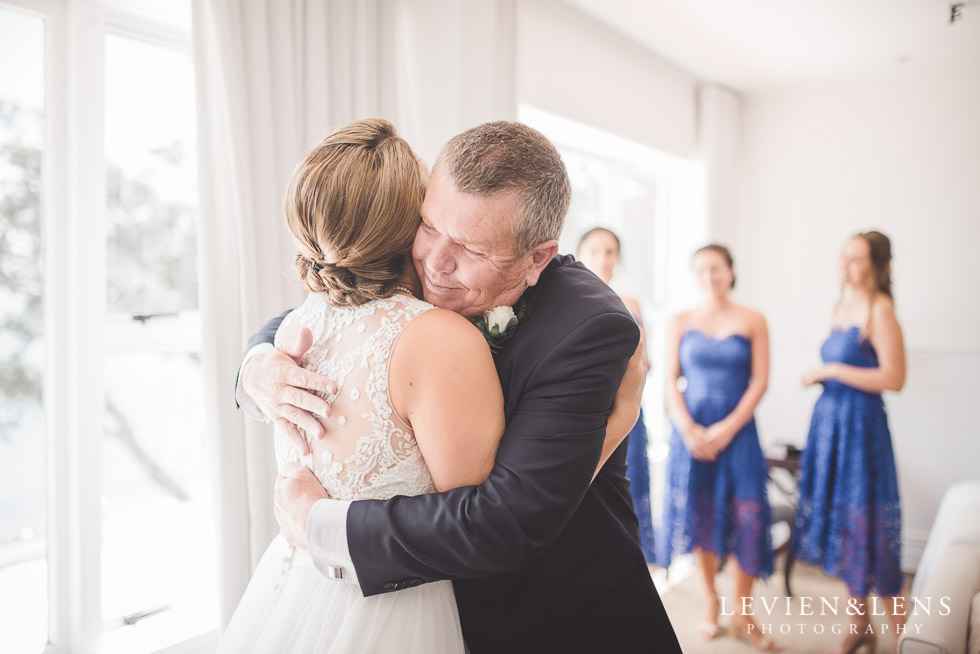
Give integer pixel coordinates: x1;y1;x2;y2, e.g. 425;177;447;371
0;1;216;652
0;6;48;653
100;24;215;654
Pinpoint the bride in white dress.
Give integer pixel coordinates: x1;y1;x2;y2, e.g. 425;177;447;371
218;119;505;654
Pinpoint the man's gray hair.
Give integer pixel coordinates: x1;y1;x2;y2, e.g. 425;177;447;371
433;121;571;255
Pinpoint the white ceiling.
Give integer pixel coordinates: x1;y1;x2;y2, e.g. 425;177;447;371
561;0;980;92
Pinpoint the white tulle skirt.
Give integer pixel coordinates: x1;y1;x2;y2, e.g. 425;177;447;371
218;536;465;654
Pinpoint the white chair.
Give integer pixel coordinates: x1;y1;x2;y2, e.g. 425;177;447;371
900;480;980;654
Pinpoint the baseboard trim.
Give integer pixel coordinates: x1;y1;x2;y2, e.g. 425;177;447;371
902;529;931;573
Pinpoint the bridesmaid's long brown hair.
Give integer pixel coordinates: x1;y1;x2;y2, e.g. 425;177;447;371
855;230;894;301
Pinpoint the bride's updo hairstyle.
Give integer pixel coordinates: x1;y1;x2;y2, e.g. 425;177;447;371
284;118;425;305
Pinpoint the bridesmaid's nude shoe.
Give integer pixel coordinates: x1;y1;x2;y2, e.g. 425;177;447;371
695;620;720;640
731;617;781;652
697;597;721;640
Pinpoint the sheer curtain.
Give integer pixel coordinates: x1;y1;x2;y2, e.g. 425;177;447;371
191;0;400;625
191;0;517;627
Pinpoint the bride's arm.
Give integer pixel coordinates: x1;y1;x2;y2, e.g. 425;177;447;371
592;329;648;481
337;310;638;596
388;309;505;491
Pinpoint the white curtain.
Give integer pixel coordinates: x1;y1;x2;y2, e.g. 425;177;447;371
192;0;401;626
191;0;517;627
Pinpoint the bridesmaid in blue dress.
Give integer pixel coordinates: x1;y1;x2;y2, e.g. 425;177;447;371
577;227;656;564
660;244;777;650
794;231;906;654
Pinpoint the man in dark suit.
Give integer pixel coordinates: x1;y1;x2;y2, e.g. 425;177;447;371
238;122;680;653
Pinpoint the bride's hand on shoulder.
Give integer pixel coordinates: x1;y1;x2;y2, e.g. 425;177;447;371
243;327;338;455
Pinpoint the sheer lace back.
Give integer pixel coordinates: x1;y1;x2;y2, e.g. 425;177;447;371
274;293;437;501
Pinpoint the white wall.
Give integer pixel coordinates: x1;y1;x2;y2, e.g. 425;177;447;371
516;0;698;158
735;70;980;568
488;0;978;571
393;0;517;162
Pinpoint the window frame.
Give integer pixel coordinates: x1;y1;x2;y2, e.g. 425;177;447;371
0;1;213;652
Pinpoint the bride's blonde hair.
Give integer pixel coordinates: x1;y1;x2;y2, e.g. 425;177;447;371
284;118;425;305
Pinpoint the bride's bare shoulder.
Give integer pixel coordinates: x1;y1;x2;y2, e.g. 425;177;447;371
397;307;486;357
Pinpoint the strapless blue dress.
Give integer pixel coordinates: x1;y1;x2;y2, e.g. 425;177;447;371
626;410;656;563
657;330;774;578
625;310;655;563
792;326;903;597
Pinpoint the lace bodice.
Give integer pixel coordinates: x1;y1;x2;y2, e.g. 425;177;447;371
274;293;438;501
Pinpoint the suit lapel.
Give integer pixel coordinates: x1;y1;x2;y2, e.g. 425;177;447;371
491;256;564;420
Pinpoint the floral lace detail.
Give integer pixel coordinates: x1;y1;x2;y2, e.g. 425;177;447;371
791;327;903;597
273;294;438;501
658;490;775;579
793;499;902;596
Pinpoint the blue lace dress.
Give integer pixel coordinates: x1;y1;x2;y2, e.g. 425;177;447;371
792;326;903;597
657;330;774;578
626;410;656;563
624;309;656;563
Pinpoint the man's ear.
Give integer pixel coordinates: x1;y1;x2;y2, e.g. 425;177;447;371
524;240;559;287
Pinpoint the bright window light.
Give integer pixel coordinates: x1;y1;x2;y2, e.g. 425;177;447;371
0;7;48;654
99;24;217;654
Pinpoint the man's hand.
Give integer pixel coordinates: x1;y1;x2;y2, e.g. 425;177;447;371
242;328;337;455
275;462;329;549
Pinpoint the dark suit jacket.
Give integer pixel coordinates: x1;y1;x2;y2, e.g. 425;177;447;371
244;255;680;653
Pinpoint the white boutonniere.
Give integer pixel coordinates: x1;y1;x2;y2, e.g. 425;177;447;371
479;299;527;353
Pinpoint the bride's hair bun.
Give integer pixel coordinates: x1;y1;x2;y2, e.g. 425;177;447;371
285;118;425;305
295;256;394;306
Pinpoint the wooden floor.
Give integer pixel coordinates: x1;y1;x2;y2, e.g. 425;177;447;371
659;555;914;654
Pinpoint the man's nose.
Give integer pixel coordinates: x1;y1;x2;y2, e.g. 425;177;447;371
427;237;457;274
